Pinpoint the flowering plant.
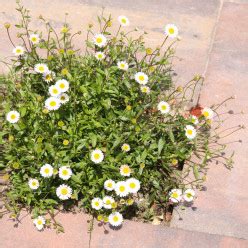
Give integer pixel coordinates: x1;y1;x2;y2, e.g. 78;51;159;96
0;2;238;232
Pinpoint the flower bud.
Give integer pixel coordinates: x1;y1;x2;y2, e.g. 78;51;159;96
4;23;11;29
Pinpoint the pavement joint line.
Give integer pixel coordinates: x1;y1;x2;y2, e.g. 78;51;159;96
197;0;224;104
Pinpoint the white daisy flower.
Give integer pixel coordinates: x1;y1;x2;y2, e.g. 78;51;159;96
59;166;72;180
104;179;116;191
108;212;123;227
28;178;39;190
169;189;182;203
135;72;148;85
140;86;150;94
183;189;195;202
95;52;105;61
93;34;107;48
48;85;61;97
45;97;61;111
120;164;131;177
34;63;49;74
58;93;69;104
191;115;199;125
91;149;104;164
56;184;72;200
12;46;24;56
185;125;197;140
91;197;103;210
121;143;130;152
103;196;115;209
29;34;40;45
55;79;69;93
43;71;55;83
126;178;140;193
115;181;129;197
118;16;130;26
117;61;129;71
157;101;170;114
33;216;45;231
165;24;178;38
6;111;20;124
40;164;53;178
202;107;214;119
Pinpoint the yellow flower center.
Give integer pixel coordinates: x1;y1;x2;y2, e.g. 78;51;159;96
107;182;112;188
44;168;50;174
123;167;130;174
32;37;37;42
98;54;103;58
171;192;178;198
119;186;125;192
187;129;193;135
139;75;144;81
113;216;119;222
46;75;51;80
50;101;56;107
203;111;209;117
32;181;37;186
130;182;136;189
52;89;58;94
62;170;68;176
61;188;68;195
16;49;21;53
96;37;102;43
120;64;125;68
169;28;175;34
95;201;99;206
123;145;129;150
186;193;192;198
142;87;148;93
61;96;65;100
121;18;126;24
105;199;111;205
161;105;167;111
10;114;16;119
37;220;42;225
94;153;100;160
39;66;44;72
59;83;65;89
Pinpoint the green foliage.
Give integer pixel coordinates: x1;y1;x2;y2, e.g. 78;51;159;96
0;3;235;229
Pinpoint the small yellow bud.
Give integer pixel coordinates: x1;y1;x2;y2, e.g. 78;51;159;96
47;55;53;61
37;137;43;143
202;175;207;181
58;121;64;127
63;139;69;146
97;215;103;221
37;95;43;102
107;21;112;27
61;26;69;33
176;86;183;93
61;68;68;75
135;126;141;132
149;66;155;73
126;105;132;111
16;83;22;89
140;163;145;169
146;48;153;55
67;50;74;55
206;119;212;125
120;199;125;205
131;119;137;124
12;162;20;169
4;23;11;29
193;75;202;81
43;108;49;114
53;169;58;175
88;23;93;29
111;202;117;209
8;135;14;142
171;159;178;166
126;199;134;206
103;216;109;223
2;174;10;181
59;49;65;54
